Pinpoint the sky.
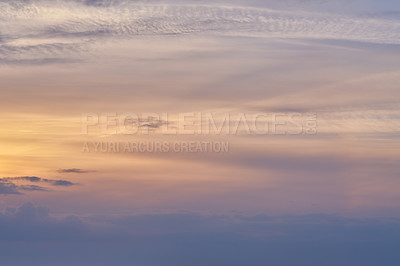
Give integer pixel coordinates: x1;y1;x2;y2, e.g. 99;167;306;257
0;0;400;265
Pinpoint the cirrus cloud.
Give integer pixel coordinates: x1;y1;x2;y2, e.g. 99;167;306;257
0;0;399;65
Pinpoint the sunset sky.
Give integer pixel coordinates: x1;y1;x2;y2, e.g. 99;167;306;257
1;0;399;265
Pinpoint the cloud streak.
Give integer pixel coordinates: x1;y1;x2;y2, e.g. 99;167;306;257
0;176;76;194
57;168;94;174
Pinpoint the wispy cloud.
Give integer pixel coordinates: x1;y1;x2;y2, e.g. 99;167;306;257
18;185;49;192
57;168;94;174
52;180;74;186
0;176;77;194
0;0;399;65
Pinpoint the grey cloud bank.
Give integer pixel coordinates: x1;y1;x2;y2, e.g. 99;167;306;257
0;202;399;266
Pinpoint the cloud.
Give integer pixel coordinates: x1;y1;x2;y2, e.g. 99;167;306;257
18;185;49;191
0;0;399;65
138;119;169;129
57;168;94;174
0;57;80;66
0;176;77;194
52;180;74;186
2;176;76;185
7;176;42;182
0;203;87;241
0;203;400;265
0;182;22;195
